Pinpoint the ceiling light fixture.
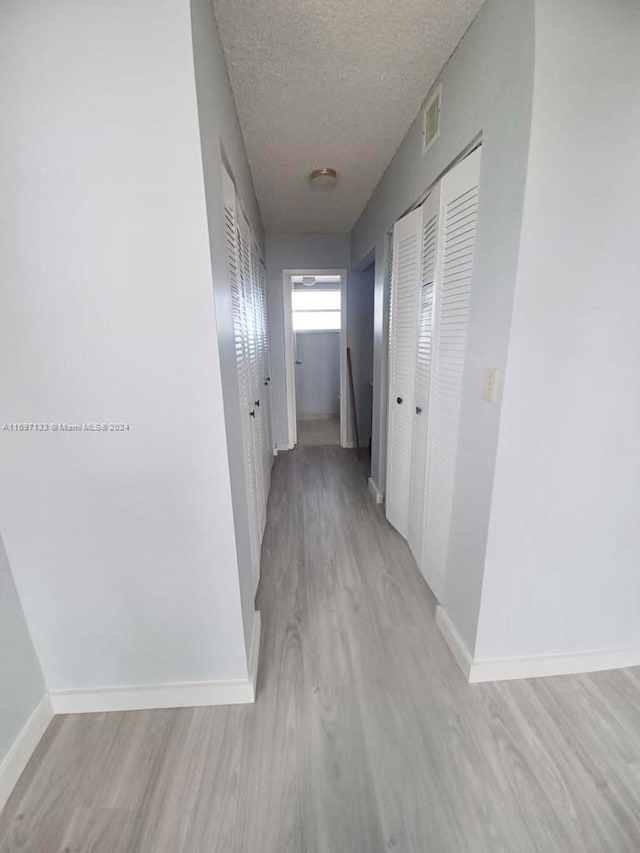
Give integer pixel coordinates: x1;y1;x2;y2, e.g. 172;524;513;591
309;167;338;191
301;276;316;287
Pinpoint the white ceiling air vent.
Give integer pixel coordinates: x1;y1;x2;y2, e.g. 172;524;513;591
422;83;442;156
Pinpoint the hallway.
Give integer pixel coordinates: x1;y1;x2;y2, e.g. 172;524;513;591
2;448;640;852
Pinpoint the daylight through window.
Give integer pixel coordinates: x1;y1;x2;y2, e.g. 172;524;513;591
292;289;341;331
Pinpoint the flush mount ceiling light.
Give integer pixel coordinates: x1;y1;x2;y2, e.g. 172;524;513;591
301;276;316;287
309;168;338;191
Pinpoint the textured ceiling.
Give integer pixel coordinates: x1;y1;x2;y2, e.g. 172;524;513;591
212;0;484;233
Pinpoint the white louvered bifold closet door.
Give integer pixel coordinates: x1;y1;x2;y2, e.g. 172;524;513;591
249;238;267;536
238;213;266;548
222;169;261;580
407;184;442;567
385;205;424;538
422;147;481;596
258;259;273;500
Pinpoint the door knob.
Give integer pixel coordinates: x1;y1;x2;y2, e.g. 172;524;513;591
396;396;403;404
249;410;256;418
416;406;422;415
295;360;302;365
254;400;260;407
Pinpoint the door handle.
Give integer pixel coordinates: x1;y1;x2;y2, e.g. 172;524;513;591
295;360;302;365
254;400;260;407
416;406;422;415
264;376;271;385
249;410;256;418
396;396;403;404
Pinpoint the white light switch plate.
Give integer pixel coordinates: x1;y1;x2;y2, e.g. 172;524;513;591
483;367;499;403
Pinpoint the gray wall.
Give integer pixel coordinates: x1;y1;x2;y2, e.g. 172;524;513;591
0;534;45;769
265;233;350;448
475;0;640;660
0;0;248;689
347;265;375;448
295;333;340;418
350;0;535;651
191;0;264;655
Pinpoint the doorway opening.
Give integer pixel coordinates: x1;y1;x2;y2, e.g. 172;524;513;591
283;270;347;448
351;261;375;477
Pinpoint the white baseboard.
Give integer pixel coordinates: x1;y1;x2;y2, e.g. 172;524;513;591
469;644;640;683
435;606;473;680
50;614;262;714
272;447;278;457
276;442;291;452
367;477;383;504
50;679;255;715
0;695;54;813
436;605;640;684
248;610;262;694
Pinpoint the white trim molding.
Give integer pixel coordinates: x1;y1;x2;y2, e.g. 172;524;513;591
248;610;262;694
367;477;384;504
50;678;256;715
436;605;640;683
435;606;473;680
0;696;54;813
282;269;348;451
50;612;262;714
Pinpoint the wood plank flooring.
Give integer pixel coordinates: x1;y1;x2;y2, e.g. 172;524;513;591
296;417;340;446
1;446;640;851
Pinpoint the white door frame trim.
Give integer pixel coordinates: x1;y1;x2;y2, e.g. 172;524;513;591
282;269;348;449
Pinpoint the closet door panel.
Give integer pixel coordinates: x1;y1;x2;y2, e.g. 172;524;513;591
258;260;273;495
239;214;265;543
385;205;424;539
422;147;481;596
222;171;261;580
249;239;265;533
408;186;442;568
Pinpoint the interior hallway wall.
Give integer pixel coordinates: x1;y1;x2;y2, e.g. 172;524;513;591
0;533;46;789
191;0;264;655
350;0;535;651
475;0;640;662
265;233;350;448
0;0;248;691
347;265;375;448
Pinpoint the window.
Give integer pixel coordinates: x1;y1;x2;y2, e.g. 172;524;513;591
292;289;341;331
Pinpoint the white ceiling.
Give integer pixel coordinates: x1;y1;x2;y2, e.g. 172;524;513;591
212;0;484;234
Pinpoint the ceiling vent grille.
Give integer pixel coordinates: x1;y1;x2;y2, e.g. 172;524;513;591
422;83;442;155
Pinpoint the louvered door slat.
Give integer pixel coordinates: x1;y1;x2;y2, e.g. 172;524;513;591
249;238;267;536
239;215;266;543
408;185;441;567
385;205;424;538
222;168;261;582
238;217;262;577
258;259;272;503
422;147;481;596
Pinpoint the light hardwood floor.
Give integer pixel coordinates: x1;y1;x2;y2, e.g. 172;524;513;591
296;416;340;446
2;446;640;852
